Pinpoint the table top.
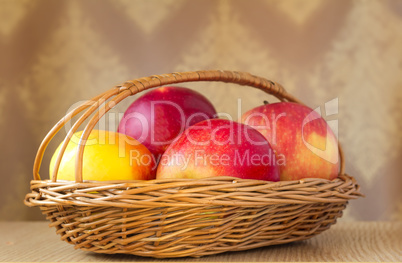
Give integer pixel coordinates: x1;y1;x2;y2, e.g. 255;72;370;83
1;221;401;262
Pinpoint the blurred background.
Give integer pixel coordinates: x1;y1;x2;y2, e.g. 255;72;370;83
1;0;401;221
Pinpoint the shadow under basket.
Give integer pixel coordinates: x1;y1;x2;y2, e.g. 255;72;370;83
24;70;363;258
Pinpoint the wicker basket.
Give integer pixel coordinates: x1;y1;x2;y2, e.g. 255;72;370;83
24;70;362;258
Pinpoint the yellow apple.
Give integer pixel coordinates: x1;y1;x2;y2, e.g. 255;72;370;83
49;130;155;181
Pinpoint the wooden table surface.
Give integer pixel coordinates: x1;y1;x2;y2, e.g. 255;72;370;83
1;221;401;262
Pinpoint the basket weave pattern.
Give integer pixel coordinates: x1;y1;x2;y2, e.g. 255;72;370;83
24;70;362;258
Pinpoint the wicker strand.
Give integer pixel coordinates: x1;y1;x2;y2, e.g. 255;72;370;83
51;88;120;182
33;88;117;180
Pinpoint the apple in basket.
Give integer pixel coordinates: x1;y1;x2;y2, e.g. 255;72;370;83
118;86;217;164
49;130;155;181
156;119;280;181
241;102;339;181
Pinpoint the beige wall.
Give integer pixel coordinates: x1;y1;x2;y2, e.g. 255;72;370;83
1;0;401;221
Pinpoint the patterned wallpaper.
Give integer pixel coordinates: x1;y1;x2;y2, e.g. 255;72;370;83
1;0;401;220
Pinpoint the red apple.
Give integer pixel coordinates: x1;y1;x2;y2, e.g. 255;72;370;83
156;119;280;181
118;86;217;161
241;102;339;181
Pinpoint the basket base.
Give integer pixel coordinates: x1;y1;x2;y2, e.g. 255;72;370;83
40;202;346;258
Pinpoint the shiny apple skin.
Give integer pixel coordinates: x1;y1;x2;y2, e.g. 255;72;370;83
156;119;280;181
118;86;217;159
241;102;339;181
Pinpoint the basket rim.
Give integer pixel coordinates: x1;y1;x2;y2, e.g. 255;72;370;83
24;174;363;208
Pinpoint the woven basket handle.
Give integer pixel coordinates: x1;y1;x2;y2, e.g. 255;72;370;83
33;70;344;182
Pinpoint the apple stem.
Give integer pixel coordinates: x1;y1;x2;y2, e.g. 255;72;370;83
263;100;269;105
